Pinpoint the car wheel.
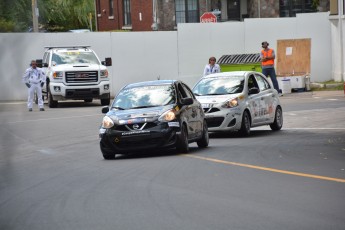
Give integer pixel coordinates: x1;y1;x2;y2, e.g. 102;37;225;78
48;88;58;108
84;99;93;103
197;121;209;148
270;106;283;131
100;143;116;160
176;124;189;153
239;110;251;136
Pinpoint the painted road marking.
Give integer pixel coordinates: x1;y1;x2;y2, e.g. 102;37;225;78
183;154;345;183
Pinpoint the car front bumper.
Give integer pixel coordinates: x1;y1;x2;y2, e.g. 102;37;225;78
99;125;181;153
204;107;243;132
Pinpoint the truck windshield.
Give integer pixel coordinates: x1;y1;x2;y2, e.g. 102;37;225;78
51;51;100;65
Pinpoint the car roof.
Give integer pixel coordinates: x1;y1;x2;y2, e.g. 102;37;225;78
124;80;177;89
202;71;255;78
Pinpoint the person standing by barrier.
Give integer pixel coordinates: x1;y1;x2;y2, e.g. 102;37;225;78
22;60;46;111
203;56;221;76
260;41;280;93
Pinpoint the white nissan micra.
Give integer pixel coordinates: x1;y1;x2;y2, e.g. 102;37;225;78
192;71;283;136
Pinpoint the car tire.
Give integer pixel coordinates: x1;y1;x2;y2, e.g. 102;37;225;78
239;110;251;136
48;88;58;108
197;121;209;148
270;106;283;131
176;124;189;153
101;98;110;106
100;143;116;160
84;99;93;103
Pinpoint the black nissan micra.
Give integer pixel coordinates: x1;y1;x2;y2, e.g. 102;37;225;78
99;80;209;159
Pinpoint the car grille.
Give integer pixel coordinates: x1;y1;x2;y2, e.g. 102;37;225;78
65;71;98;83
203;108;220;113
206;117;224;128
114;122;165;131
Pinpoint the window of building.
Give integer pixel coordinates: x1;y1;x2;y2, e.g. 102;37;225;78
123;0;131;25
175;0;199;24
97;0;101;15
109;0;114;16
280;0;316;17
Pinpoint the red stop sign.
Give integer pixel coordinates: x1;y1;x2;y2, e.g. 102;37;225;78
200;12;217;23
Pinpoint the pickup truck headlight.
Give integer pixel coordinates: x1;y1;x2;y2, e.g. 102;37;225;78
158;109;176;122
100;70;108;78
102;116;114;128
53;71;63;79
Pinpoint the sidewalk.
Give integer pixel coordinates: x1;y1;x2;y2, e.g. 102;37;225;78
281;90;344;98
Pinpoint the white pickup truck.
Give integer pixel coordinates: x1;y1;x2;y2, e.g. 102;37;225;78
37;46;112;108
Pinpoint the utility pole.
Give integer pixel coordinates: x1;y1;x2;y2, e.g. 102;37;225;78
31;0;39;32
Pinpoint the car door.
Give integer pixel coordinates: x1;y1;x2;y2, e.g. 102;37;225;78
182;83;203;137
246;74;263;125
254;73;276;123
177;83;197;139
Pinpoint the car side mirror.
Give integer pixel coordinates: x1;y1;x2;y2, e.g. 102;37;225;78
249;87;260;95
102;106;110;114
181;98;193;105
102;57;112;66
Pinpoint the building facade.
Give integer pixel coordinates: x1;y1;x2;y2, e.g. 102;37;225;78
95;0;330;31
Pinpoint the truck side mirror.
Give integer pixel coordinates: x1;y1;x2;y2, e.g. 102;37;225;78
102;57;112;66
36;59;43;68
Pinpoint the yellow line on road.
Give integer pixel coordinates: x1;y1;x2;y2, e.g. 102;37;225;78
183;154;345;183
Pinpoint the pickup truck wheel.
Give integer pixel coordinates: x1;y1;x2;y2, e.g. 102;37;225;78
48;89;58;108
101;98;110;106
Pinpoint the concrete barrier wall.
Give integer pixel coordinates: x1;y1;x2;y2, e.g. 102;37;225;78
0;12;332;101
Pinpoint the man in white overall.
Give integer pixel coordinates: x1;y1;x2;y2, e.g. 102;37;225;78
22;60;46;111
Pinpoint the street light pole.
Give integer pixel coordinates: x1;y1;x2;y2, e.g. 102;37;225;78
31;0;39;32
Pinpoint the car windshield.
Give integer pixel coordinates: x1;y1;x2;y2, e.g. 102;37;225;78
112;84;176;110
193;76;245;96
51;51;100;65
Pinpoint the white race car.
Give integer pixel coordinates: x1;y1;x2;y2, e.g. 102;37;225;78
192;71;283;136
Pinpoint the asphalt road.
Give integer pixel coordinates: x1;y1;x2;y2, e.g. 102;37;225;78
0;91;344;230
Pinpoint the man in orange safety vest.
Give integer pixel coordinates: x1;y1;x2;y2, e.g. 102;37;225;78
260;41;281;94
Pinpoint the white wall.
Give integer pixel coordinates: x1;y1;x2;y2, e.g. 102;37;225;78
0;12;334;101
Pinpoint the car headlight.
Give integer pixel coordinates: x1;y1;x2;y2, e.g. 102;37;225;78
100;70;108;78
102;116;114;128
222;98;239;108
158;109;176;122
53;71;63;79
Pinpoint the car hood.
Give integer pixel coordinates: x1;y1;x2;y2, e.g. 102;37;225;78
196;94;241;104
106;104;174;124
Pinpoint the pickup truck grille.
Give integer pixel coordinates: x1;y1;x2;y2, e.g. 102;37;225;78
65;71;98;83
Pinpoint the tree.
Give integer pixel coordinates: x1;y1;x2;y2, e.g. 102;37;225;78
0;0;95;32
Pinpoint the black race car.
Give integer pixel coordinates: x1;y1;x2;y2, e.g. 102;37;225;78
99;80;209;159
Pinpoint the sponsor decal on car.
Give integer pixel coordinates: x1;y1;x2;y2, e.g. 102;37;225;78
168;122;180;127
121;130;150;136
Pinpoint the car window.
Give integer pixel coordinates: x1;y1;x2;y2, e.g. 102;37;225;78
248;75;259;90
193;76;244;96
177;83;188;99
112;84;176;109
181;83;195;99
43;52;50;66
255;74;271;91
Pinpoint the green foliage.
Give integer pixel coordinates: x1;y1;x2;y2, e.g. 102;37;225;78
311;0;320;10
0;0;95;32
